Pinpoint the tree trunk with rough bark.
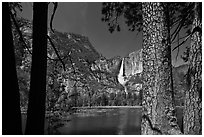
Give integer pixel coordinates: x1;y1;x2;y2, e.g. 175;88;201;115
141;2;182;135
2;2;23;134
25;2;48;134
183;2;202;135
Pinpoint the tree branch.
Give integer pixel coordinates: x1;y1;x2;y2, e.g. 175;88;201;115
175;32;180;61
170;3;194;42
172;34;191;51
172;34;189;44
49;2;58;32
171;16;186;43
171;18;181;28
172;26;201;52
10;11;32;55
47;35;66;71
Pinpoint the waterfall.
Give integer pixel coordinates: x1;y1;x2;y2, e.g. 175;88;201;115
119;58;124;77
118;58;128;94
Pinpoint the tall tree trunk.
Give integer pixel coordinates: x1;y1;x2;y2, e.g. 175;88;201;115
183;2;202;135
141;2;182;135
25;2;48;134
2;2;23;135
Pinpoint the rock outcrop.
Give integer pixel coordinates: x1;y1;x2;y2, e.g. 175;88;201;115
91;49;143;95
118;49;143;94
123;49;143;76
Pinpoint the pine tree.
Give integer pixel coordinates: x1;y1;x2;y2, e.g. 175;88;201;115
183;2;202;135
2;2;23;134
141;2;182;134
25;2;48;134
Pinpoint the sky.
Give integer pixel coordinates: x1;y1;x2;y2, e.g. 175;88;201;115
19;2;188;67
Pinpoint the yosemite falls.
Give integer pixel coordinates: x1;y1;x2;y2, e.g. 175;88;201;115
117;50;143;94
118;58;129;94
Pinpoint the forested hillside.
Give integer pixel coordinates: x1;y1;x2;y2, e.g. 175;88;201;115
14;18;188;111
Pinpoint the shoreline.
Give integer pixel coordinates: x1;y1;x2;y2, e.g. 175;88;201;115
73;105;184;109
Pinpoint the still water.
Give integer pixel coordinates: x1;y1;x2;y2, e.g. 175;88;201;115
58;107;183;135
22;107;183;135
59;108;141;135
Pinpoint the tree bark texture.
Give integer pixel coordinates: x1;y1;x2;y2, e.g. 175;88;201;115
25;2;48;134
2;2;23;135
141;2;182;135
183;3;202;135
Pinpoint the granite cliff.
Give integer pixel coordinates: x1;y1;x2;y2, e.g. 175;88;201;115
91;49;188;106
91;49;143;95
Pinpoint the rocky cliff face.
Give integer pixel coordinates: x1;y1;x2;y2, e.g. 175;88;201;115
91;49;143;94
91;48;188;98
124;49;143;76
92;49;143;78
123;49;143;92
91;56;122;75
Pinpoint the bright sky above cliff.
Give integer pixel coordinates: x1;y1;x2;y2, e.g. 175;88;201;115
19;2;188;67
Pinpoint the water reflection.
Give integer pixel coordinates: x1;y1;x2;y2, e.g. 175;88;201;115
59;108;141;135
22;107;182;135
117;108;128;134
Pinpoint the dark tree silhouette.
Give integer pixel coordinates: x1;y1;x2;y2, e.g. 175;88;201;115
2;2;23;135
25;2;48;134
101;2;195;52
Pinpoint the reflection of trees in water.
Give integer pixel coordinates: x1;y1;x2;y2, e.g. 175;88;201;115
117;108;142;134
134;108;141;127
117;109;128;135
